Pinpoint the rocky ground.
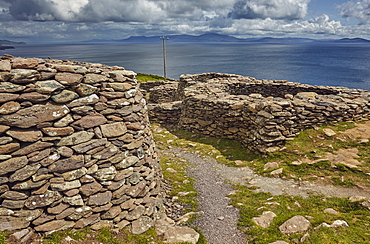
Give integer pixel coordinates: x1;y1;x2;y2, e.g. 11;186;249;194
157;120;370;244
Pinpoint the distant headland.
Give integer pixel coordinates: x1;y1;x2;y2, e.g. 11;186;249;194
0;40;26;50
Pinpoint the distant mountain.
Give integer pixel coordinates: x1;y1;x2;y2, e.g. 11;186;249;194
85;34;370;44
335;38;370;43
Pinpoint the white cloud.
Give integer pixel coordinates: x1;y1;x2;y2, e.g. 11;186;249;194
339;0;370;24
225;14;343;37
228;0;310;20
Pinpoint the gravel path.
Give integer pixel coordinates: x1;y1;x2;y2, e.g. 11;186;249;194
181;152;246;244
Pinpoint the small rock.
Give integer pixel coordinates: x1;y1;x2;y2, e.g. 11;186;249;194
279;215;311;235
253;211;277;228
324;208;339;214
264;162;280;171
270;168;283;176
323;128;337;137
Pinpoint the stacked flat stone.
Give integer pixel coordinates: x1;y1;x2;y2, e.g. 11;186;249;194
147;73;370;153
0;55;163;234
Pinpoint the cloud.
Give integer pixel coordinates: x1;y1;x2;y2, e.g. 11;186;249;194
225;14;343;37
228;0;310;20
2;0;166;22
338;0;370;24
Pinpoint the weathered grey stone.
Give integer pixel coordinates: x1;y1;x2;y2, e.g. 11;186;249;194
0;101;20;114
57;131;94;146
278;215;311;235
0;136;12;145
107;82;132;91
54;114;74;127
94;166;117;181
75;83;98;96
63;194;84;206
6;129;43;142
48;155;84;173
11;69;40;83
0;156;28;175
12;179;47;190
41;126;74;137
24;190;62;209
0;60;11;71
12;141;53;156
35;80;64;94
92;145;118;160
90;220;113;230
9;163;41;182
0;142;20;154
18;92;50;102
47;203;69;214
55;72;83;85
51;180;82;191
88;191;112;206
0;191;28;200
84;73;109;84
126;205;145;220
55;207;75;220
100;122;127;138
34;219;75;232
101;205;121;219
0;82;25;93
52;90;79;103
72;114;108;129
28;148;51;162
80;180;103;196
74;213;100;228
131;216;154;235
67;206;92;220
253;211;277;228
116;156;139;169
0;216;30;231
0;104;70;128
72;138;107;154
163;226;200;244
67;94;99;108
12;58;39;69
2;199;25;209
0;93;19;103
61;167;87;181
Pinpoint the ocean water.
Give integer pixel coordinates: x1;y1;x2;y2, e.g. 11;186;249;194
3;42;370;91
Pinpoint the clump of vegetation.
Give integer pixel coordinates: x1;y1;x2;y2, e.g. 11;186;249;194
229;185;370;244
136;73;166;83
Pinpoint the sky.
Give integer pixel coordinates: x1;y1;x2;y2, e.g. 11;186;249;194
0;0;370;43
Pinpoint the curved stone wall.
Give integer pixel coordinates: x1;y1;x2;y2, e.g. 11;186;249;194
148;73;370;153
0;55;163;234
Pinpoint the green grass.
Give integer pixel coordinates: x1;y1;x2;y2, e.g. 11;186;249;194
136;73;166;83
229;185;370;244
0;232;8;244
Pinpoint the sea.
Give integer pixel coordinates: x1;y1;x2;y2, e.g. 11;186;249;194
3;42;370;91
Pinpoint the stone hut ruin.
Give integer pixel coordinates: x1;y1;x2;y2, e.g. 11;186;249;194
146;73;370;153
0;55;164;234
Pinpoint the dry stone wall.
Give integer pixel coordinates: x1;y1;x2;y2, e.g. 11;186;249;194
148;73;370;153
0;55;164;234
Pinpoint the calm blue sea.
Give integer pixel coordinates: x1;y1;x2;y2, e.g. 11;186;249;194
3;42;370;91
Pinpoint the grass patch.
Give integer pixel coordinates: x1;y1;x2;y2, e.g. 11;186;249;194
0;232;8;244
136;73;166;83
44;229;89;244
229;185;370;244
